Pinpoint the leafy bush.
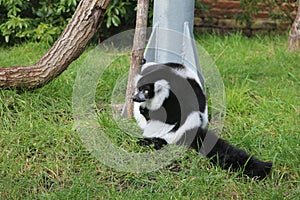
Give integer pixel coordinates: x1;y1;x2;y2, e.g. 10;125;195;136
0;0;137;45
0;0;79;44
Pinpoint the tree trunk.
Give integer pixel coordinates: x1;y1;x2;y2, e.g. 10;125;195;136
125;0;149;118
0;0;111;89
288;1;300;51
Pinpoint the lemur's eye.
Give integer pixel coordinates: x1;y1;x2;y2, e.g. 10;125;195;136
144;89;149;94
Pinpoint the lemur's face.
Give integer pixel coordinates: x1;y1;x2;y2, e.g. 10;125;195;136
132;83;155;102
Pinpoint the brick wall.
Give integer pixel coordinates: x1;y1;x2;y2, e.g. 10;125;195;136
194;0;298;35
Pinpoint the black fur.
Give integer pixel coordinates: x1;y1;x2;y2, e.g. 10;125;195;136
187;78;206;113
190;128;273;179
145;89;181;131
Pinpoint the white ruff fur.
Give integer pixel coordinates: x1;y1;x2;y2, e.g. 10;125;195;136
143;79;170;111
163;111;202;144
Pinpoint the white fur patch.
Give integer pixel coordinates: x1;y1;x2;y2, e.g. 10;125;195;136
133;102;147;129
154;79;169;93
142;120;175;138
163;111;202;144
142;79;170;111
141;62;157;72
201;105;208;129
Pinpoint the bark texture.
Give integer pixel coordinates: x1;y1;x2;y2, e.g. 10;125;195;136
125;0;149;118
288;1;300;51
0;0;111;89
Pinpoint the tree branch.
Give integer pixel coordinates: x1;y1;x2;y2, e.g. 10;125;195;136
0;0;112;89
125;0;150;118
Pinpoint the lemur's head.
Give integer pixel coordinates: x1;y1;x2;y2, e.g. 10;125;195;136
132;83;155;102
132;79;170;104
132;62;171;110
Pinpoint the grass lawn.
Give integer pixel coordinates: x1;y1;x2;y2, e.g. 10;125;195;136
0;33;299;199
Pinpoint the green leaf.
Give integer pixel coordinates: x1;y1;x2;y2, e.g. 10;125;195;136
72;0;77;6
112;15;121;27
114;7;120;15
5;35;9;43
106;15;112;28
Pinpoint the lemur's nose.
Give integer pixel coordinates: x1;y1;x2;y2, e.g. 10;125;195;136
132;92;146;102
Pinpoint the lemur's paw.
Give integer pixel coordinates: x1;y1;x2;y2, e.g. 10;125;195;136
152;138;168;150
137;138;168;150
137;138;153;146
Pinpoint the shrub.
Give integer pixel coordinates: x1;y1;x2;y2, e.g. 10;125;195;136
0;0;79;44
0;0;137;45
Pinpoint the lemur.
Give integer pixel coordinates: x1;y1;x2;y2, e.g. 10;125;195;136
132;62;272;179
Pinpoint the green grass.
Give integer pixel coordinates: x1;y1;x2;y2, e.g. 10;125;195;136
0;33;299;199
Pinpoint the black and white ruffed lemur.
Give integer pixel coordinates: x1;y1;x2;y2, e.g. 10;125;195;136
132;62;272;179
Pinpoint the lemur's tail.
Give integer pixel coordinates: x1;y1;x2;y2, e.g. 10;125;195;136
191;129;273;179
